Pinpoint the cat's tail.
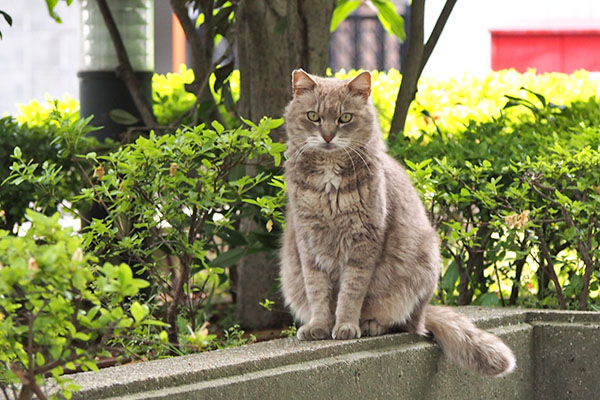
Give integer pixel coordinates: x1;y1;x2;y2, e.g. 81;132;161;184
423;305;516;376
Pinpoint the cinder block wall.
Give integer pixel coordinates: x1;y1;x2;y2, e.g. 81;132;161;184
69;308;600;400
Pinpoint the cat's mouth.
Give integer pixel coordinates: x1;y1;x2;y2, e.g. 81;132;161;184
318;142;341;152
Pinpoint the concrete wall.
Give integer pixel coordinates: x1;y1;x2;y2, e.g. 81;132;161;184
67;308;600;400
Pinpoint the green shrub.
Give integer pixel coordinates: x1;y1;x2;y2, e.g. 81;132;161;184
7;117;287;354
0;210;154;399
0;101;98;234
391;92;600;310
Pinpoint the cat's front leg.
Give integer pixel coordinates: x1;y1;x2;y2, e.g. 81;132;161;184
296;244;334;340
332;248;378;340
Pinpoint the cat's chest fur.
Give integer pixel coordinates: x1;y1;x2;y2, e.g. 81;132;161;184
293;156;368;220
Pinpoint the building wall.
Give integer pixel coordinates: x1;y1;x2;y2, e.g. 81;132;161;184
422;0;600;77
0;0;172;116
1;0;599;115
0;1;79;115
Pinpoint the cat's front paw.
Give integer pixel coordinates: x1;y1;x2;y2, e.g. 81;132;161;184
332;322;361;340
297;321;331;340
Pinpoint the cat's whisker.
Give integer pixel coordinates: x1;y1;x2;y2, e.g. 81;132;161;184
290;143;312;161
296;144;312;160
349;141;370;151
343;148;357;178
348;145;372;175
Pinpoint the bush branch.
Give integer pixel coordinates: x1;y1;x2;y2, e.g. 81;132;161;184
535;227;567;309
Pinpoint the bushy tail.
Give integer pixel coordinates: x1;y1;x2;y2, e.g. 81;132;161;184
423;305;516;376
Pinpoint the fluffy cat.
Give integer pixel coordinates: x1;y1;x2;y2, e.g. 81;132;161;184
280;69;516;376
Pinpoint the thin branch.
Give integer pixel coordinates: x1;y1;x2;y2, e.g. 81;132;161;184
567;210;596;310
94;0;157;129
525;175;596;309
493;262;506;306
419;0;457;76
535;227;567;309
170;0;207;77
509;256;527;306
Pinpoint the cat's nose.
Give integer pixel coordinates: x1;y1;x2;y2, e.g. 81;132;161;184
322;134;334;143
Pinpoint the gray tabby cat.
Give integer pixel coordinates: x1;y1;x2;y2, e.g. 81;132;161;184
280;69;516;376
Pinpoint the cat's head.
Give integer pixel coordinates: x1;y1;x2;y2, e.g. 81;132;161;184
284;69;378;153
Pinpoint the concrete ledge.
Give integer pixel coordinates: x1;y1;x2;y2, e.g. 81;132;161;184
69;308;600;400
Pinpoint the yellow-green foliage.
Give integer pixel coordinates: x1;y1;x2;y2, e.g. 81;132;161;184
335;69;600;136
14;68;600;137
152;65;197;125
152;65;240;126
15;95;79;128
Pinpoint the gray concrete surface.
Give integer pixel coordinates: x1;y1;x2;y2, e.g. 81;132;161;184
68;308;600;399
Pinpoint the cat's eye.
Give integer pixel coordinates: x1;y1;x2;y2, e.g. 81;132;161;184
307;111;320;122
339;113;353;123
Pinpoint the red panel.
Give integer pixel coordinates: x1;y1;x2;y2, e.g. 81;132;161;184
563;35;600;73
492;33;562;73
491;30;600;73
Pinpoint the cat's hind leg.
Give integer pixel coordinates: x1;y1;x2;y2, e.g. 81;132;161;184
360;318;390;336
359;296;397;337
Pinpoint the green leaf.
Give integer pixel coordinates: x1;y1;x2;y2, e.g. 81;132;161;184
45;0;62;22
330;0;362;32
521;87;547;107
64;362;77;371
372;0;406;41
441;261;459;292
240;117;257;128
130;301;149;323
266;118;285;130
214;61;234;91
159;330;169;342
36;352;45;367
477;292;500;307
117;263;134;284
0;10;13;26
211;247;245;268
109;109;139;126
211;120;225;134
142;319;170;327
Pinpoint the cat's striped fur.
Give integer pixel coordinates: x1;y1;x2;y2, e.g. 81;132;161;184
280;70;515;376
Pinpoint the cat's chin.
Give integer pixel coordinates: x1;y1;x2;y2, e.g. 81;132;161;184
316;142;344;152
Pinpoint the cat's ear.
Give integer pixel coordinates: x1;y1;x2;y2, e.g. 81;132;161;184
348;71;371;100
292;69;317;97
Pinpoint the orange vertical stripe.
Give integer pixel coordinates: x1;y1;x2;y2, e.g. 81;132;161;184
172;13;186;72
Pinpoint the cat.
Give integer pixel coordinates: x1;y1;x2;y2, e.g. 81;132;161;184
280;69;516;376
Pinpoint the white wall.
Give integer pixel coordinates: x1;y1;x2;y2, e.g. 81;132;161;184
0;1;79;115
422;0;600;77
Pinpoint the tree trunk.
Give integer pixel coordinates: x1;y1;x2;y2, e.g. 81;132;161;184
237;0;335;138
235;0;336;329
388;0;424;140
